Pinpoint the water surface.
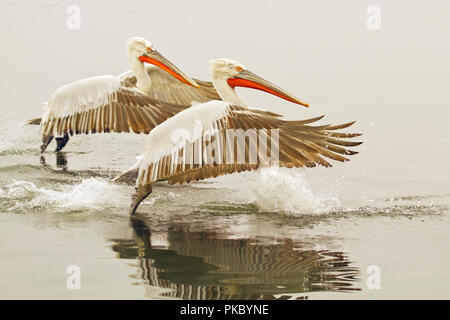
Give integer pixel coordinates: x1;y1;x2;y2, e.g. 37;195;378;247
0;0;449;299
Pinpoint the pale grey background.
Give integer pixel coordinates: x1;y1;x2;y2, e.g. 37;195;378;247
0;0;449;299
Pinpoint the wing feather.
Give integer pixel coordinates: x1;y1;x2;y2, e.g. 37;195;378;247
137;103;362;186
40;76;192;137
119;65;221;105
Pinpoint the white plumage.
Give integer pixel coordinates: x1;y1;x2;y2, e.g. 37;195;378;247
128;58;362;215
42;75;121;123
139;100;230;183
32;37;220;152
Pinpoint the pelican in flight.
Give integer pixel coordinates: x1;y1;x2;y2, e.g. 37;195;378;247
126;58;362;215
31;37;220;152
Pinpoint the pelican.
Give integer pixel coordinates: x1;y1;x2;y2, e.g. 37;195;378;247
126;58;362;214
32;37;220;152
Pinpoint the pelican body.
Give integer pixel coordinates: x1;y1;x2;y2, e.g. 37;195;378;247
33;37;220;152
128;59;362;214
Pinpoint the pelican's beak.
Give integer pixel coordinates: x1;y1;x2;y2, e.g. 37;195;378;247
139;50;199;88
227;70;309;107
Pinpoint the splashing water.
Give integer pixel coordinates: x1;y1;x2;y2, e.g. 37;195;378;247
0;107;38;155
221;167;341;215
0;178;131;213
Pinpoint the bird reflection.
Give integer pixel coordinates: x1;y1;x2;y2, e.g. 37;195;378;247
110;217;361;300
40;152;68;171
39;153;119;179
55;152;68;169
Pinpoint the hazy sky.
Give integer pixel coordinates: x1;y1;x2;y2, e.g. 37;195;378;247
1;0;449;115
1;1;450;301
0;0;449;197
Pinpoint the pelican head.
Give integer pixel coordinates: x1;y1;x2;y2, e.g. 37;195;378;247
127;37;199;88
210;58;308;107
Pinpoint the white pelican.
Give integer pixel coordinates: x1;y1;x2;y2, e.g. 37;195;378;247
32;37;220;152
127;58;362;214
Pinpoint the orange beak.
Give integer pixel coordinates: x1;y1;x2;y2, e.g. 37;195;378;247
139;51;199;88
227;70;308;107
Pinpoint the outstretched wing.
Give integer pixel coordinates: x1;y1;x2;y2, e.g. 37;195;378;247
137;101;362;187
119;65;221;105
40;75;192;137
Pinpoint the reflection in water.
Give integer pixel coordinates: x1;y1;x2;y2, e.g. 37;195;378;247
39;153;120;180
40;153;68;172
55;152;68;169
110;218;361;300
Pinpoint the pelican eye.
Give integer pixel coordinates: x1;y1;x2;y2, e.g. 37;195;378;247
235;66;243;72
146;46;153;53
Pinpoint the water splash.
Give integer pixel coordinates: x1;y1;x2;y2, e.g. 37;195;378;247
141;191;180;206
225;167;341;215
0;107;38;155
209;167;448;217
0;166;445;217
0;178;131;213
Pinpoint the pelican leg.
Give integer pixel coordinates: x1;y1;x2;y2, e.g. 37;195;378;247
40;134;54;153
129;184;153;215
56;152;68;170
55;133;70;152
